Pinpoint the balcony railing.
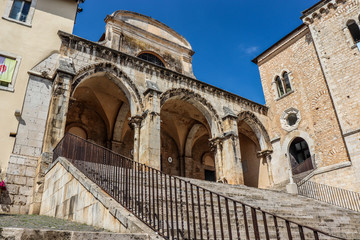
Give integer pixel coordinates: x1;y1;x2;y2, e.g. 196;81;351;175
53;133;346;240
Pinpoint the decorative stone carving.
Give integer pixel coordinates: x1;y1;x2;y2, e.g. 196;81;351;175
280;108;301;132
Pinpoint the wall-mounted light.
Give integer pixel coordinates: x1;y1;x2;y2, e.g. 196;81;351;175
14;110;21;118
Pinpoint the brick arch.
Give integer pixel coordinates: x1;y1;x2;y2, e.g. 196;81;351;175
72;62;144;115
160;88;223;137
238;111;271;151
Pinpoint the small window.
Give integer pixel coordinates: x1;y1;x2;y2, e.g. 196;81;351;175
283;72;292;93
347;20;360;43
138;53;165;67
9;0;31;22
275;76;284;96
287;113;298;126
0;56;17;88
275;72;292;98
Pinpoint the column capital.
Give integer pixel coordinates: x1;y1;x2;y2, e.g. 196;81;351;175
257;149;273;158
128;115;143;128
209;136;224;151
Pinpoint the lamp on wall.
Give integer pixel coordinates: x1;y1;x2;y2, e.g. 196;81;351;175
14;110;21;118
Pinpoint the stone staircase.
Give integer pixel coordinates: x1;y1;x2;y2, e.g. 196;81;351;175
73;160;360;240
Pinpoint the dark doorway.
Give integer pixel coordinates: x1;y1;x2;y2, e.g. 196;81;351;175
204;170;216;182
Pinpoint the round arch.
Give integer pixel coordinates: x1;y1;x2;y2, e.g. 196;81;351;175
72;62;144;116
238;111;271;151
283;131;315;160
160;88;223;138
137;50;166;67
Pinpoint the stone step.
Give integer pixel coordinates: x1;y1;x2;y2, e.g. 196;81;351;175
0;228;150;240
76;162;360;239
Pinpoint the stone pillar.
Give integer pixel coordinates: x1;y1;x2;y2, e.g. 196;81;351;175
258;150;274;186
210;137;224;182
43;58;75;152
285;153;298;194
138;83;162;170
129;115;143;162
221;115;244;185
29;58;75;214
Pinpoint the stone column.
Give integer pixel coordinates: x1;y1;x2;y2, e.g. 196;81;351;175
129;115;143;162
221;115;244;185
258;150;274;186
210;137;224;182
43;58;75;152
29;58;75;214
138;82;162;170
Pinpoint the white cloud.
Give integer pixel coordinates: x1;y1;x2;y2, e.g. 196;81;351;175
238;45;260;55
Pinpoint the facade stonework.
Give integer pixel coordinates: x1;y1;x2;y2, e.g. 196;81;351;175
254;0;360;191
1;0;360;217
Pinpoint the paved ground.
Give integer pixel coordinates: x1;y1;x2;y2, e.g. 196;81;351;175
0;214;107;232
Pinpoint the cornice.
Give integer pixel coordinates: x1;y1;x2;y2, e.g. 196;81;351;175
58;31;268;115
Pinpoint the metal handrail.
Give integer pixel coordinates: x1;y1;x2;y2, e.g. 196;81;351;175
298;180;360;212
53;133;346;240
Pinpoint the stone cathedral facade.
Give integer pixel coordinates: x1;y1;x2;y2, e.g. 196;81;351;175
1;0;360;215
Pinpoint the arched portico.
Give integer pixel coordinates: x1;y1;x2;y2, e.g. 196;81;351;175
159;89;220;181
237;111;273;188
72;62;144;116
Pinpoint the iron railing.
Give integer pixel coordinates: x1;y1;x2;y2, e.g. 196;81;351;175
53;133;346;240
292;157;314;175
298;180;360;212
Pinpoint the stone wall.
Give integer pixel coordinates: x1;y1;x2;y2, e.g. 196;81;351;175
257;26;349;184
1;155;37;214
3;75;53;214
303;0;360;167
40;157;160;239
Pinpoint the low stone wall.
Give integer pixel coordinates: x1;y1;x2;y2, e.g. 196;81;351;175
1;154;38;214
40;157;161;239
0;228;149;240
309;162;360;193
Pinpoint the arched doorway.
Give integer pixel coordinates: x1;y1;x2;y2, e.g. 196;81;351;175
238;120;270;188
289;137;313;175
65;74;134;158
160;99;215;181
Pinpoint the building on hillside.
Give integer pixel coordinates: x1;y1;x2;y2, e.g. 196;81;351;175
0;0;81;214
0;0;359;216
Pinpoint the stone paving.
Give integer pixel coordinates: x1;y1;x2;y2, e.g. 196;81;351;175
0;214;107;232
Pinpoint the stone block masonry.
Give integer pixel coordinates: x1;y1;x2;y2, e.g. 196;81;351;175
2;75;53;214
40;157;162;239
1;155;37;214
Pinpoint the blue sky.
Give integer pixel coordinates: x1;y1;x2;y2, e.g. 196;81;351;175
74;0;319;105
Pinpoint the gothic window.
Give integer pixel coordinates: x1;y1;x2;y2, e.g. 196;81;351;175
275;76;284;97
283;72;292;93
138;53;165;67
347;20;360;43
275;71;292;98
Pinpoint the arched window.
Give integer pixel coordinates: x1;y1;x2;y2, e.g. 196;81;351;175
283;72;292;93
275;76;284;96
347;20;360;43
138;53;165;67
275;72;292;98
289;137;314;175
